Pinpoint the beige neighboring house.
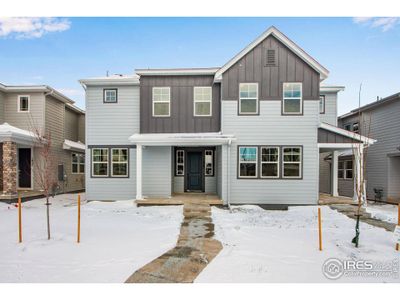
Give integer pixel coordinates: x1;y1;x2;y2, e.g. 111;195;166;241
0;82;85;200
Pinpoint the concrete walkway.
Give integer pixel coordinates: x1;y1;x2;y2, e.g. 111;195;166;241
125;201;222;283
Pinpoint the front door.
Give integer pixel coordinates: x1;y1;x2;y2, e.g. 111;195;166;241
186;151;203;192
18;148;32;189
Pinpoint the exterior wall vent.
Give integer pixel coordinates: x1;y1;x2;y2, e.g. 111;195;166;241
266;49;277;66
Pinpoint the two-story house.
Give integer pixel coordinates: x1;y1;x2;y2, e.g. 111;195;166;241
0;82;86;200
338;92;400;203
80;26;373;205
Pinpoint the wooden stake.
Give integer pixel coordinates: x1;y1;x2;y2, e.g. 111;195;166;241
318;207;322;251
77;194;81;243
396;203;399;251
18;197;22;243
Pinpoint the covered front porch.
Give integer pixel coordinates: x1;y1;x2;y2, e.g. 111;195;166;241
0;123;41;200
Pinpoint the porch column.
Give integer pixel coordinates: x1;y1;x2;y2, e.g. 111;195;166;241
136;144;143;200
331;150;339;197
2;141;17;197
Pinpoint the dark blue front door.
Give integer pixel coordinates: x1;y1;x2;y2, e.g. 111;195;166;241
187;152;203;191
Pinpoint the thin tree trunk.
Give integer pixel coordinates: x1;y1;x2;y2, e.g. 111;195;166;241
46;196;51;240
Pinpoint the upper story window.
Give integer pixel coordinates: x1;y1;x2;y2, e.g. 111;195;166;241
344;124;351;131
283;83;302;115
104;89;118;103
153;87;170;117
194;87;212;116
352;122;359;133
238;146;258;178
72;153;85;174
239;83;258;115
18;95;30;112
319;95;325;114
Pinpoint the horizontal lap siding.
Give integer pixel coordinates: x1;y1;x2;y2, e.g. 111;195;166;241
143;146;172;197
319;93;338;126
222;101;319;204
388;157;400;202
85;85;139;200
319;153;331;194
173;176;184;193
65;107;79;141
216;146;223;199
0;91;4;123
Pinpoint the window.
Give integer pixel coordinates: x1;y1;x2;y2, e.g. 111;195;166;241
111;148;128;177
344;124;351;131
72;153;85;174
352;122;359;133
239;83;258;114
153;87;170;117
238;147;258;178
194;87;212;116
338;160;353;179
319;95;325;114
205;150;214;176
92;148;109;177
104;89;117;103
175;150;185;176
18;95;30;112
261;147;279;178
283;147;302;178
283;83;302;114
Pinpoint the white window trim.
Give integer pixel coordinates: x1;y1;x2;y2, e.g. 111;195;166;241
176;150;185;176
238;146;258;178
283;82;303;115
239;83;259;115
71;153;85;174
260;147;280;178
193;86;212;117
91;148;109;177
319;95;325;114
152;87;171;117
18;95;30;113
282;146;302;178
104;89;117;103
204;149;214;176
111;148;129;178
339;160;353;180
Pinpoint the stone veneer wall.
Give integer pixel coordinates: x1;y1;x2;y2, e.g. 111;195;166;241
2;141;17;196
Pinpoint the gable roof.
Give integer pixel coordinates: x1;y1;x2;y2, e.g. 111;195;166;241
214;26;329;82
339;92;400;119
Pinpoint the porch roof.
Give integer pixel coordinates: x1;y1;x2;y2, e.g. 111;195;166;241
0;123;37;145
63;139;85;152
128;132;236;146
318;122;376;145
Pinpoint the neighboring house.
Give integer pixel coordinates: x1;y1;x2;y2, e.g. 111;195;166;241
337;92;400;203
80;26;373;205
0;82;86;200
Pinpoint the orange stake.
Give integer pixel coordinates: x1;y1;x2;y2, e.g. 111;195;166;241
77;194;81;243
396;204;399;251
318;207;322;251
18;197;22;243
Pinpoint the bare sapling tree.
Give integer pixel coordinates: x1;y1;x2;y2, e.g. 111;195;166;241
29;117;58;240
352;83;372;248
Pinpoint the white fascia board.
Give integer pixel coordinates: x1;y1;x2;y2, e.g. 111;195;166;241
135;68;220;76
214;26;329;82
129;133;236;146
318;143;360;149
319;122;376;145
79;77;140;86
63;139;85;152
66;103;85;114
320;86;345;93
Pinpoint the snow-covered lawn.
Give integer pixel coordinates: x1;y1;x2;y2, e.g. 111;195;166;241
0;193;183;283
196;205;400;283
366;202;399;224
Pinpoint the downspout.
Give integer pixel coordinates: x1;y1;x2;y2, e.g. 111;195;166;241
227;138;232;211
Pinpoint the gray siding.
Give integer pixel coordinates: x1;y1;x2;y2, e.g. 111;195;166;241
4;92;45;133
64;107;79;141
222;100;319;204
85;84;139;201
0;91;5;123
216;146;223;199
338;178;354;198
173;176;184;193
319;152;331;194
78;114;85;142
222;35;320;101
140;76;220;133
318;128;356;143
319;92;337;126
143;146;172;198
388;156;400;202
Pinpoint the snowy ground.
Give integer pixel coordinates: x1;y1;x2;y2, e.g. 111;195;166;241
196;205;400;283
0;193;183;283
366;202;399;224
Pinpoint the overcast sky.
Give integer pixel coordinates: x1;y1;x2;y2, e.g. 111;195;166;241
0;17;399;114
